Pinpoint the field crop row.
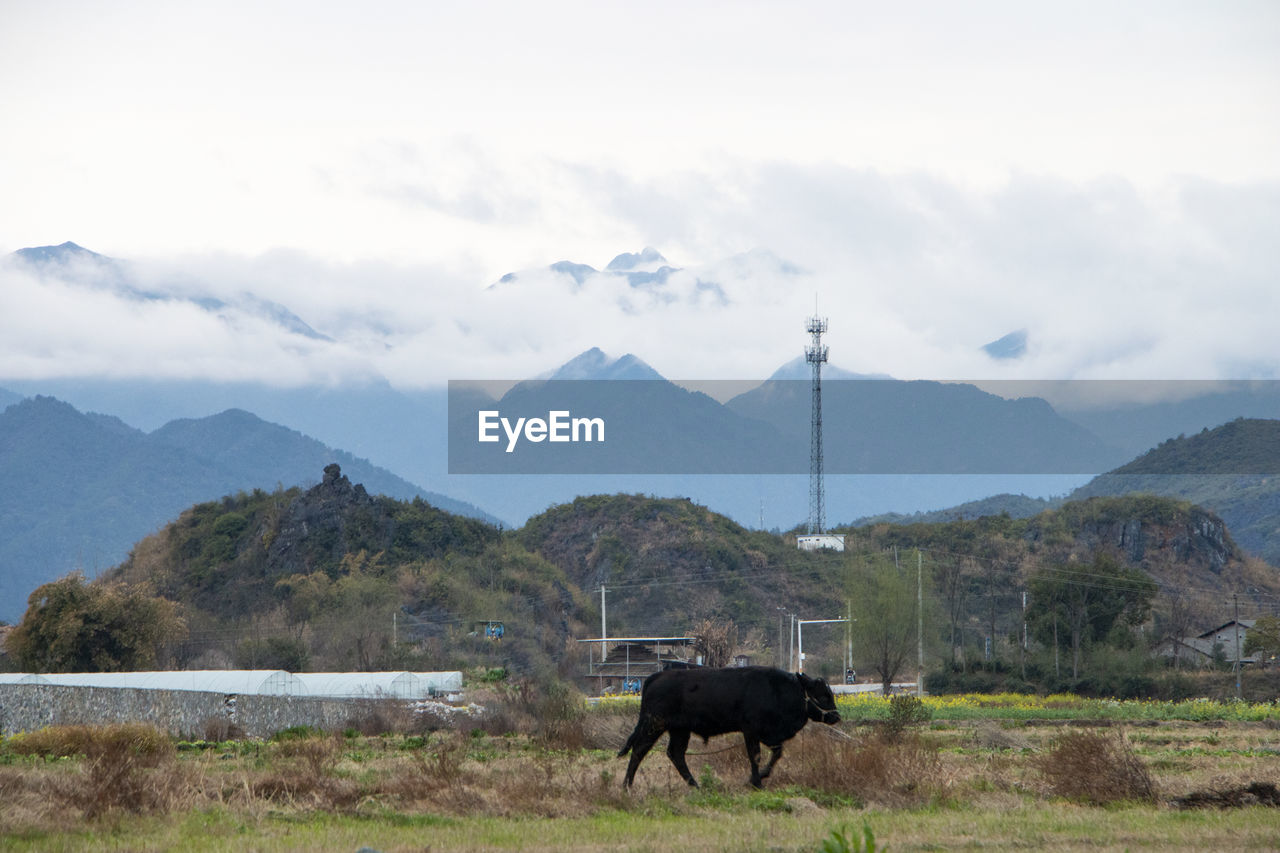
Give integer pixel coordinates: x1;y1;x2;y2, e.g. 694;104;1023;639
590;691;1280;721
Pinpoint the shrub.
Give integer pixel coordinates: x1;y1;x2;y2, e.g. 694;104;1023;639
882;694;931;742
1036;729;1155;805
774;729;942;807
270;731;342;777
10;724;181;818
10;723;172;762
534;680;587;749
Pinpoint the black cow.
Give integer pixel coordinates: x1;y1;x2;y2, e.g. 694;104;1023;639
618;666;841;789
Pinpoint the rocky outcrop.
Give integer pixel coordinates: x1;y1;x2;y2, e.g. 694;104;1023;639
1055;499;1238;576
265;464;382;576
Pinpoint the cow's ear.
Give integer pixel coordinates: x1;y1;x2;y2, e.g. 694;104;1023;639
796;672;813;688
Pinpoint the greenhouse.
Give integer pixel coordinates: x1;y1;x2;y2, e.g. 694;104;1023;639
0;674;51;685
295;671;462;699
0;670;463;697
30;670;306;695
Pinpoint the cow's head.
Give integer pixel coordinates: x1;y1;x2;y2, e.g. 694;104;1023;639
797;673;841;725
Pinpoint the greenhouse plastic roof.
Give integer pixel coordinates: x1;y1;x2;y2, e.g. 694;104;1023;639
0;670;463;697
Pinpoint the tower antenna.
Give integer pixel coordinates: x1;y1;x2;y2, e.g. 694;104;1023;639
805;305;828;535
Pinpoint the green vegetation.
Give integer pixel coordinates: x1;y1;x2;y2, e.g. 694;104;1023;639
830;692;1280;722
95;467;589;676
1110;418;1280;477
1027;553;1157;680
5;573;184;672
820;823;883;853
848;554;925;694
1243;615;1280;663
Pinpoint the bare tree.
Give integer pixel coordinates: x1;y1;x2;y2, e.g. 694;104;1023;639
1161;590;1196;670
936;554;970;668
692;617;739;668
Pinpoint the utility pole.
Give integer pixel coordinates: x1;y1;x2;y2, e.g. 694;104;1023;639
392;610;397;646
1021;591;1027;682
600;585;608;662
1053;612;1060;678
777;608;786;669
789;614;796;671
917;550;924;697
847;598;854;676
1235;594;1242;700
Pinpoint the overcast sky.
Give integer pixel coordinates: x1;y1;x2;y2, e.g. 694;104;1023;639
2;1;1278;388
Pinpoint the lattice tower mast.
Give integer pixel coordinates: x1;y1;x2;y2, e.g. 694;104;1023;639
805;314;828;534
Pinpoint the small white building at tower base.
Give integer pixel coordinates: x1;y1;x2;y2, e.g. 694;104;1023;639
797;533;846;552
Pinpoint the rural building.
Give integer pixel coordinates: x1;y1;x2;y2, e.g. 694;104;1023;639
1155;619;1258;668
796;533;846;552
580;637;696;694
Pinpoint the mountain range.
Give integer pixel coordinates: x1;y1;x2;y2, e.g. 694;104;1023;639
11;241;330;341
5;385;1278;627
0;396;495;622
5;241;1280;618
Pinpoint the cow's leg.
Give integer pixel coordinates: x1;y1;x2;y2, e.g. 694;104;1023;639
622;717;664;788
758;743;785;781
743;734;764;788
665;729;697;787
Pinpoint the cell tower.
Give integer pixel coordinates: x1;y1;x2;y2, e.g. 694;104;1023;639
805;312;828;534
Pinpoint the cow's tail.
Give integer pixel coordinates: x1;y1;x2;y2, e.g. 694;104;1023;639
617;728;638;757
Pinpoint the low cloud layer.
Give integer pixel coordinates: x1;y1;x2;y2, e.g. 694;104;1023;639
2;167;1277;389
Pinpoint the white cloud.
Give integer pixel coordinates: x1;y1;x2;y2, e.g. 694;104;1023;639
1;3;1276;389
2;166;1276;388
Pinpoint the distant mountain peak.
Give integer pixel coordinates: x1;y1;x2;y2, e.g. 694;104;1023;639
767;356;888;381
983;329;1028;360
548;348;664;380
14;241;110;266
10;243;328;341
491;247;683;293
605;247;667;272
548;260;598;285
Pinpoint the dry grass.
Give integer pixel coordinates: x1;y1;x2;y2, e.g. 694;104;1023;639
772;727;949;807
3;723;187;823
3;714;1280;849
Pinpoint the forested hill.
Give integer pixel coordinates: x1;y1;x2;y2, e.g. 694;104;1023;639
108;464;500;616
1106;418;1280;476
515;494;839;638
1070;418;1280;564
67;475;1279;680
104;464;587;675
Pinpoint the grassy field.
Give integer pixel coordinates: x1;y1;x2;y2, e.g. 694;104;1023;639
2;694;1279;851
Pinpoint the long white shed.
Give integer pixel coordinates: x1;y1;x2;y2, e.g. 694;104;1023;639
33;670;306;695
0;673;51;685
295;671;463;699
5;670;463;697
